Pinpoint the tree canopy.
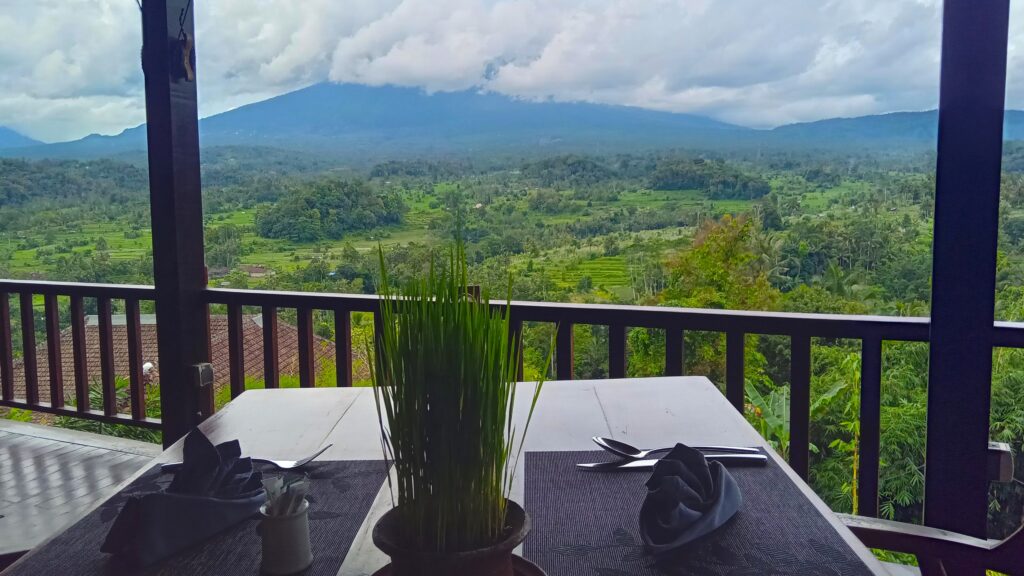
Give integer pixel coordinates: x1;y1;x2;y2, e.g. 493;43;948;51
255;178;406;242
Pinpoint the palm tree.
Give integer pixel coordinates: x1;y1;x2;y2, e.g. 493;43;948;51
751;230;791;287
818;262;852;298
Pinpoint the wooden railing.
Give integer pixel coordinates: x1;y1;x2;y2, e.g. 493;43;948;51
0;280;160;430
203;288;1024;519
5;282;1024;518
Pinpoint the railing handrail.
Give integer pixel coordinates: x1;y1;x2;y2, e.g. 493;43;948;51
0;280;156;299
203;287;1024;345
0;281;1013;346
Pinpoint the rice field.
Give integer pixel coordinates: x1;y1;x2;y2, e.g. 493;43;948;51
3;181;756;281
553;256;630;289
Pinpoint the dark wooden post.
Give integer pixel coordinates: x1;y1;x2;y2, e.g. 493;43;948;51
141;0;209;447
788;334;811;480
858;336;882;518
924;0;1009;538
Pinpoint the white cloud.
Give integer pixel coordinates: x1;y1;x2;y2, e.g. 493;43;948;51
2;0;1022;141
0;0;143;141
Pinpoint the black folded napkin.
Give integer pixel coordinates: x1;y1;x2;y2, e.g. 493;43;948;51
101;429;266;569
639;443;742;555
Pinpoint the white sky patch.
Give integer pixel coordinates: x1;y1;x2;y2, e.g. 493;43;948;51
2;0;1021;141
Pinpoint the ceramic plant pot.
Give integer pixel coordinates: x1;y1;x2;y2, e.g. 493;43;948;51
371;500;546;576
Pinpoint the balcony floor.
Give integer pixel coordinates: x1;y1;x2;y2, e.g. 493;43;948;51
0;419;159;560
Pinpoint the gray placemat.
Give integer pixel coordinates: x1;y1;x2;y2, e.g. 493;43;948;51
8;460;388;576
524;450;876;576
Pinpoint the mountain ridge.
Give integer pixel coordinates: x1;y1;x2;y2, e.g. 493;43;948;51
0;127;41;149
5;83;1024;159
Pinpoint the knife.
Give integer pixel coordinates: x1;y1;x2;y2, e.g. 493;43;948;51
577;453;768;470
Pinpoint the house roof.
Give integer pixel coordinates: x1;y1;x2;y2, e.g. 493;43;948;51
10;314;365;405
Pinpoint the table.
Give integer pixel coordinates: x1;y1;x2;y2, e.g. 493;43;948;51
3;377;891;575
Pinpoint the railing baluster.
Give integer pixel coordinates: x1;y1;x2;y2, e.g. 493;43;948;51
373;308;385;374
858;336;882;517
789;334;812;480
297;308;315;388
665;328;684;376
20;292;38;405
510;318;524;381
609;324;626;378
44;294;64;409
725;331;745;413
334;309;352;387
0;293;13;401
262;306;279;388
70;297;89;412
228;304;245;398
205;301;213;369
97;298;116;416
556;321;574;380
125;299;145;420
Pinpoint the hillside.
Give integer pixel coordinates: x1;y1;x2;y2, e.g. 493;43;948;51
4;83;1024;159
0;127;41;149
771;110;1024;143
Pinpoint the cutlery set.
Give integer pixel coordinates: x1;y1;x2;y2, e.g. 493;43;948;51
577;437;767;470
161;439;763;474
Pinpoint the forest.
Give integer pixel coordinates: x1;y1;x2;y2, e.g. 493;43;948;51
2;145;1024;544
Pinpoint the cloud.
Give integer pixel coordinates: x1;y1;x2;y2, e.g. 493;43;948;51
0;0;144;141
2;0;1022;141
328;0;563;92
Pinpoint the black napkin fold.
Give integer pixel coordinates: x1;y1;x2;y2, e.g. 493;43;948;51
101;429;266;569
639;443;742;555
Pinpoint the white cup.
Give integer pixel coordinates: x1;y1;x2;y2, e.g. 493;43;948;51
259;499;313;575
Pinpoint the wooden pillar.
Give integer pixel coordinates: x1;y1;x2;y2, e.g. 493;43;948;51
924;0;1009;538
141;0;209;447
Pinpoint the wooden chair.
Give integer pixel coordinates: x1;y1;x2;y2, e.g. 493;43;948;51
839;514;1023;575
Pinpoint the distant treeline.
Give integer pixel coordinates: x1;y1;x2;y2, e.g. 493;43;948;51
647;158;771;199
0;158;148;206
369;159;471;180
375;153;772;199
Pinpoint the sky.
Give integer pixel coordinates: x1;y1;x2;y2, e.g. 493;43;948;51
2;0;1023;143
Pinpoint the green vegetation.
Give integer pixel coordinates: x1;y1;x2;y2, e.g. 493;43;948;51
255;178;405;242
3;147;1024;542
648;157;771;199
54;378;162;444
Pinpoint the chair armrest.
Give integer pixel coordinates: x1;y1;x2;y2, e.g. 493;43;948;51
838;514;999;557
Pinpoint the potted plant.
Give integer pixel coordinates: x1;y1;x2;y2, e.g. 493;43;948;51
370;244;549;576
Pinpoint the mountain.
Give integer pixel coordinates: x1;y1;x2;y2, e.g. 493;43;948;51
198;83;743;147
4;83;1024;160
769;110;1024;144
2;83;749;159
0;127;41;149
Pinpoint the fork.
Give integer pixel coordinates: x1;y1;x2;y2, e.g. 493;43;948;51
160;444;333;474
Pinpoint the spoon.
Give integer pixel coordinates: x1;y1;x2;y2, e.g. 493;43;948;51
592;436;759;460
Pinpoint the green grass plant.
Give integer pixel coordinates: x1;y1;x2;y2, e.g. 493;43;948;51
371;242;548;554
